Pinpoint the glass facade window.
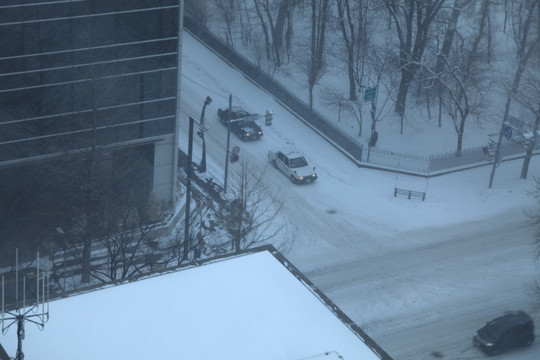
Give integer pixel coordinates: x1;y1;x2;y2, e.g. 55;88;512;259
0;0;180;162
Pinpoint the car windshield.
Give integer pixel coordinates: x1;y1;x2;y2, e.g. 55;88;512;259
240;122;257;131
481;318;508;340
289;156;308;168
231;107;249;118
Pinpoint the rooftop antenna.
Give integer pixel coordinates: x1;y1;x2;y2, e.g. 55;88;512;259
2;249;50;360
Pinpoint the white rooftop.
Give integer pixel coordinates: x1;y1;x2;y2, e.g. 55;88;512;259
1;250;386;360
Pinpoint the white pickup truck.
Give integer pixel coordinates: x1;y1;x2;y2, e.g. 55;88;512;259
268;150;317;184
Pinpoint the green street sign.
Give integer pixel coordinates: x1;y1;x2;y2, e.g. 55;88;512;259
364;87;376;103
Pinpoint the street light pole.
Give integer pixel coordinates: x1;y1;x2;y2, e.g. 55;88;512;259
198;96;212;173
183;116;208;262
224;94;232;193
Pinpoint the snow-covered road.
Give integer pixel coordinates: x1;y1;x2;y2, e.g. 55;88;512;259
305;209;538;359
180;30;540;360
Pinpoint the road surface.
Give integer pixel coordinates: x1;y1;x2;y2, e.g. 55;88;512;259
180;31;540;360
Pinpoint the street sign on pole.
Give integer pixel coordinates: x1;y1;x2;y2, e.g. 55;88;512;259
503;125;512;139
230;154;239;163
364;87;376;103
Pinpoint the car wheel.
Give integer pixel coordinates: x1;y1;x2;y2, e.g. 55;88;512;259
290;175;297;183
272;160;277;168
525;336;534;346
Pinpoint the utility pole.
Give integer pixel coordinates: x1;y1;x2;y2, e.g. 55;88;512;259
183;116;208;262
198;96;212;173
488;120;506;188
489;95;513;188
183;116;195;261
224;94;232;193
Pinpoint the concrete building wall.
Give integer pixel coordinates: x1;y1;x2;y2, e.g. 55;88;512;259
153;134;177;205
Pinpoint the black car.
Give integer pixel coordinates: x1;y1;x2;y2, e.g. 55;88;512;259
217;106;263;140
473;311;535;356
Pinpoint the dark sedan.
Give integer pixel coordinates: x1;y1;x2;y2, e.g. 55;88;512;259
217;106;263;141
473;311;534;356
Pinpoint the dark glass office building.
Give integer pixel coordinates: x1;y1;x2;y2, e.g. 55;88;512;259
0;0;183;254
0;0;181;202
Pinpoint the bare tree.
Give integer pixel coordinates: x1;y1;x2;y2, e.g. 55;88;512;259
185;0;210;26
302;0;331;108
433;0;473;127
514;67;540;179
336;0;372;101
215;0;237;46
253;0;300;67
427;54;487;154
489;0;539;187
384;0;446;133
527;179;540;302
425;0;491;154
44;146;156;278
253;0;273;62
526;176;540;292
366;44;394;141
223;163;283;253
90;194;167;282
236;0;252;46
47;189;168;289
321;41;393;140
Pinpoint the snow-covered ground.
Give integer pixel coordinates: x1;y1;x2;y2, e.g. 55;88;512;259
179;30;540;360
2;28;537;360
204;5;513;158
180;30;538;240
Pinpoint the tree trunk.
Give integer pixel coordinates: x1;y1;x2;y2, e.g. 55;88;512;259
521;149;533;180
438;89;443;127
347;55;356;100
388;0;444;120
263;0;295;68
285;5;294;64
435;0;466;74
489;0;539;187
81;235;91;283
337;0;357;101
307;0;329;109
395;64;416;125
486;2;493;63
521;111;540;179
456;110;469;154
254;0;272;61
370;99;377;135
272;0;289;52
489;61;528;187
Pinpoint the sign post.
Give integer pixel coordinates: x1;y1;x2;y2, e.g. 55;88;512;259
503;125;512;139
364;87;376;103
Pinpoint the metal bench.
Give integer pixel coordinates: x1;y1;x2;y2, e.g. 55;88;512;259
394;188;426;201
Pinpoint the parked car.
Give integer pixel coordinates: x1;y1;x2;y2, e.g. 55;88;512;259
217;106;263;140
473;311;535;356
268;150;317;184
